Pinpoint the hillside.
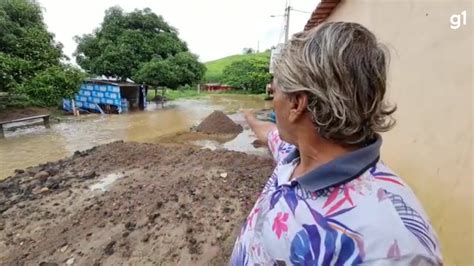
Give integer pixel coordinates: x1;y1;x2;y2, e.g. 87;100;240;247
204;51;270;82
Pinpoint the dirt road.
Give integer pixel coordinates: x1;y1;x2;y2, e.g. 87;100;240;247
0;141;274;265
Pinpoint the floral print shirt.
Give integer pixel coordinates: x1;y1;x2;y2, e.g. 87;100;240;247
230;130;442;265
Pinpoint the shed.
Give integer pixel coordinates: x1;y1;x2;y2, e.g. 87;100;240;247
200;83;234;92
63;79;147;114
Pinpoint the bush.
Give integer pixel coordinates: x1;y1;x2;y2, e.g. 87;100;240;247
15;65;85;106
222;58;272;93
0;94;37;109
178;84;196;91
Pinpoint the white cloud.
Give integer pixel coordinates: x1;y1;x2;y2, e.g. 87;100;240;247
38;0;319;62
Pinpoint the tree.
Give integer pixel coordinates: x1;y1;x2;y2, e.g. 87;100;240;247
134;52;206;89
133;58;178;89
0;0;84;107
171;52;206;86
74;6;203;85
15;65;85;106
222;58;272;93
242;47;255;54
0;0;63;92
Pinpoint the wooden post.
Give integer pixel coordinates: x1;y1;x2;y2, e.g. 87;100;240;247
197;84;200;94
71;99;79;116
43;116;51;129
95;103;105;115
0;125;4;139
161;88;165;108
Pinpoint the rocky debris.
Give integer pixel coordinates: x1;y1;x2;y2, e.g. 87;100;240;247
47;167;60;176
45;179;60;190
186;235;201;255
141;233;150;243
125;221;136;231
147;212;160;223
195;111;243;134
34;171;50;182
0;141;274;265
104;240;116;256
81;171;97;180
14;169;25;175
39;262;58;266
222;207;234;214
60;245;68;253
66;257;75;265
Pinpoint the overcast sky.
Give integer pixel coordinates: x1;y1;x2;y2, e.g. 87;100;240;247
37;0;319;63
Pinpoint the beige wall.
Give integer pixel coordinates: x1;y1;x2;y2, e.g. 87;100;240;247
325;0;473;265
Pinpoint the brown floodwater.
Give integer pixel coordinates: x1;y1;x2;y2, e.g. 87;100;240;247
0;94;272;179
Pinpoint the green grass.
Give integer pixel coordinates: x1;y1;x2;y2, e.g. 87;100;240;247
147;89;266;101
210;90;267;98
147;89;204;101
204;51;270;82
164;89;202;100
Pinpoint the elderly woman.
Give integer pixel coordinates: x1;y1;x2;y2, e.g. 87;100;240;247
231;22;442;265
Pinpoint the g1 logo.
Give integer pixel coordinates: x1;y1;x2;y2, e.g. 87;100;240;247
450;10;467;29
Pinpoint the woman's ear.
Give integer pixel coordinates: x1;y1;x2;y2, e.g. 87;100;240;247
289;93;308;123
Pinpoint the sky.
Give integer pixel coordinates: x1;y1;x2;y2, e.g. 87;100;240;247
37;0;319;63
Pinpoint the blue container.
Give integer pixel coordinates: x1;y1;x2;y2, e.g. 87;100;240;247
108;92;118;99
62;99;72;112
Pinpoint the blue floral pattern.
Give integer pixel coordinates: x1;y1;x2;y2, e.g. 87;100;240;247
230;130;442;265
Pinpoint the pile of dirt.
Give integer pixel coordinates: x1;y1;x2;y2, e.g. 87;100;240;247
195;111;243;135
0;141;274;265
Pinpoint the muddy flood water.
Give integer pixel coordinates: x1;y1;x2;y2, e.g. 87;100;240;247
0;95;272;179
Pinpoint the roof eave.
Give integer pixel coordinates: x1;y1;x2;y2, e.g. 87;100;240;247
304;0;341;31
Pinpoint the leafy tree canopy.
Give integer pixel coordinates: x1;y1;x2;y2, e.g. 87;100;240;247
75;6;204;87
0;0;64;92
0;0;84;107
134;52;206;89
222;58;272;93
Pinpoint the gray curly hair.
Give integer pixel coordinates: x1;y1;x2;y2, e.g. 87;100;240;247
273;22;396;145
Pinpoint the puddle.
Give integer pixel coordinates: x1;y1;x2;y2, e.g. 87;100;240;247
193;140;219;151
223;130;268;156
0;94;272;178
89;173;124;192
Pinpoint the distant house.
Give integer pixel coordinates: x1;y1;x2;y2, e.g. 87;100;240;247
199;83;234;92
63;79;147;114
